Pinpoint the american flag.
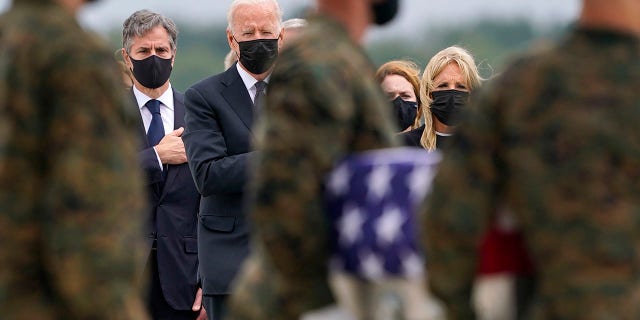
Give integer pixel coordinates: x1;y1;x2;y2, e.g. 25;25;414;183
324;147;441;280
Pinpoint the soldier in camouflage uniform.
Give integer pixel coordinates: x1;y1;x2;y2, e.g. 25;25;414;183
0;0;148;319
227;1;401;319
422;0;640;319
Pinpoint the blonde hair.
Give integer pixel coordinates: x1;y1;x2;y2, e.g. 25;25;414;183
419;46;483;150
223;49;238;70
375;60;422;129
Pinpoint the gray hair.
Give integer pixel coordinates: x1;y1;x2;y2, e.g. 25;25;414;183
226;0;283;32
282;18;307;30
122;10;178;54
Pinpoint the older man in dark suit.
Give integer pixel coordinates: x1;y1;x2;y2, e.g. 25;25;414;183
121;10;205;320
182;1;283;319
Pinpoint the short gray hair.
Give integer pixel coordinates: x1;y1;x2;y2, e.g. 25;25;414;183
226;0;282;32
122;10;178;54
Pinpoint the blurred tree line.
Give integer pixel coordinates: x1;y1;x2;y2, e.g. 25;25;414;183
106;19;571;92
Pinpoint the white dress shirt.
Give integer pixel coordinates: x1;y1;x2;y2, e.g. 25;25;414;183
236;63;270;103
134;84;174;170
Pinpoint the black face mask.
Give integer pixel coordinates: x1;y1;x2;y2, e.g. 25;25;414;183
130;55;173;89
371;0;399;25
235;37;279;74
429;89;469;126
391;96;417;131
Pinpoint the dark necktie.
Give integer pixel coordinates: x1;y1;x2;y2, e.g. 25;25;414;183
146;99;167;183
146;99;164;146
254;81;267;108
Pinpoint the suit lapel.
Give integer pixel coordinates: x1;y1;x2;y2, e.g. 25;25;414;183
221;66;255;132
131;90;163;197
173;90;185;130
131;90;150;148
160;89;185;200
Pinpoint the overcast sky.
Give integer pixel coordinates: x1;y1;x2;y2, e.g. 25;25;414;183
0;0;581;41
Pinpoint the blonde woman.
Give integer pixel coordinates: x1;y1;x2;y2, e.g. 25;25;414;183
401;46;482;149
375;60;422;132
409;47;535;320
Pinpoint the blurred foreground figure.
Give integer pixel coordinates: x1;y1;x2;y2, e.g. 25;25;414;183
228;0;404;319
422;0;640;318
0;0;148;319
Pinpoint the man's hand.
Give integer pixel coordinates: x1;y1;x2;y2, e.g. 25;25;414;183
155;127;187;165
192;287;207;320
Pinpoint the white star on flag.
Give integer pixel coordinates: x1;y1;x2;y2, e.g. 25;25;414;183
407;165;437;203
337;204;364;246
366;165;393;200
327;164;351;196
375;206;406;245
401;251;425;278
360;251;384;280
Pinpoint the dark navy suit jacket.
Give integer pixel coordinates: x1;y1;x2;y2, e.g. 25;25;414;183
183;64;253;295
136;88;200;309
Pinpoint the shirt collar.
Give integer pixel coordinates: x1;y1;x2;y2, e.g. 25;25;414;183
133;84;174;111
236;62;270;92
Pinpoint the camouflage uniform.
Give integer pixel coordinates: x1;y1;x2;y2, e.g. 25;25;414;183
422;27;640;319
227;15;399;320
0;0;148;319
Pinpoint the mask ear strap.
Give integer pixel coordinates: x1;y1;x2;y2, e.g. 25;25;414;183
231;35;241;59
123;51;133;72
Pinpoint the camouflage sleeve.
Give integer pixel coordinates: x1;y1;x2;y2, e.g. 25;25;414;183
243;60;347;317
40;45;147;319
230;19;397;318
421;76;507;319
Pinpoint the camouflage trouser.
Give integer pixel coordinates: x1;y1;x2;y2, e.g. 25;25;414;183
227;247;334;320
227;253;280;320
